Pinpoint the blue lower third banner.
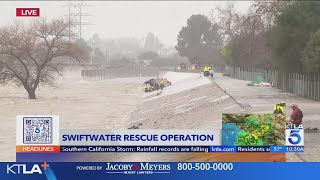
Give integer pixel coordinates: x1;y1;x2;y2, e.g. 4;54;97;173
57;146;303;153
0;162;319;180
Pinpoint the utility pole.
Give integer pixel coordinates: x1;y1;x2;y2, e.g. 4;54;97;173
63;0;94;39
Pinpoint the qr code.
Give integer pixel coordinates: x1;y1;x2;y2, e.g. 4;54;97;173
23;117;53;144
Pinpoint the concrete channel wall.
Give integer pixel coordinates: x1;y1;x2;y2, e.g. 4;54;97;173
81;66;175;80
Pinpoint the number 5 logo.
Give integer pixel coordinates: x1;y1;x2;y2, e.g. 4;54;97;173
289;130;301;145
35;127;40;134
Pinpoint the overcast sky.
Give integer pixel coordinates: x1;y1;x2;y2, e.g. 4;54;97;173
0;1;252;47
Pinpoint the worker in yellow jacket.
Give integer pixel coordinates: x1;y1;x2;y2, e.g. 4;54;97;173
274;101;286;114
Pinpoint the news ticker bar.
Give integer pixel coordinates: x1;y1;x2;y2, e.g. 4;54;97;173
2;162;320;180
16;146;304;153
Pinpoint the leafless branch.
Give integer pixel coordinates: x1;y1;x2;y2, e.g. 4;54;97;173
0;17;89;99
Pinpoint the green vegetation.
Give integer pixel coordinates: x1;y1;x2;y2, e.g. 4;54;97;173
222;114;285;146
176;1;320;74
267;1;320;72
222;1;320;73
175;14;223;65
301;30;320;73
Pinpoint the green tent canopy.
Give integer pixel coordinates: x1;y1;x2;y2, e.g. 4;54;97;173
248;76;266;86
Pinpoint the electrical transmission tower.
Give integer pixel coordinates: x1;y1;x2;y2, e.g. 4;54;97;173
63;0;94;40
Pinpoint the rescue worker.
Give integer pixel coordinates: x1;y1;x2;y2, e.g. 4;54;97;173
289;104;303;126
203;66;209;76
273;101;287;121
209;68;214;79
273;101;286;114
203;66;207;72
159;79;164;90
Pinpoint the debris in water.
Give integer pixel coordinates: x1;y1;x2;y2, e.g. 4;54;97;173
128;125;139;129
305;127;319;133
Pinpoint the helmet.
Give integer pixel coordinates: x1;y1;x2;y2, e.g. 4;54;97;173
289;104;298;109
280;101;286;107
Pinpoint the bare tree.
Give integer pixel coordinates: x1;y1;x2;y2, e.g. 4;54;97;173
0;18;89;99
211;1;293;41
247;0;294;31
210;2;245;41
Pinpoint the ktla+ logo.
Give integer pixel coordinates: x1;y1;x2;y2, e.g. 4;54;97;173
7;162;50;175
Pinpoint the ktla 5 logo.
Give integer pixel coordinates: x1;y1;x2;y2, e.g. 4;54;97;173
286;125;304;146
7;162;49;174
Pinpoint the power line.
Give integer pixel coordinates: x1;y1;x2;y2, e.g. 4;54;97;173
62;0;94;40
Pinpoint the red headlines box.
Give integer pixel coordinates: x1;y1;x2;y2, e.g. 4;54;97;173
16;146;60;153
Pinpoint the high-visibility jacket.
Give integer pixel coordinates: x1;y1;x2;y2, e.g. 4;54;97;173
274;104;285;114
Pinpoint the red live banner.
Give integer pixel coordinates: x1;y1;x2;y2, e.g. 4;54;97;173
16;8;40;17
